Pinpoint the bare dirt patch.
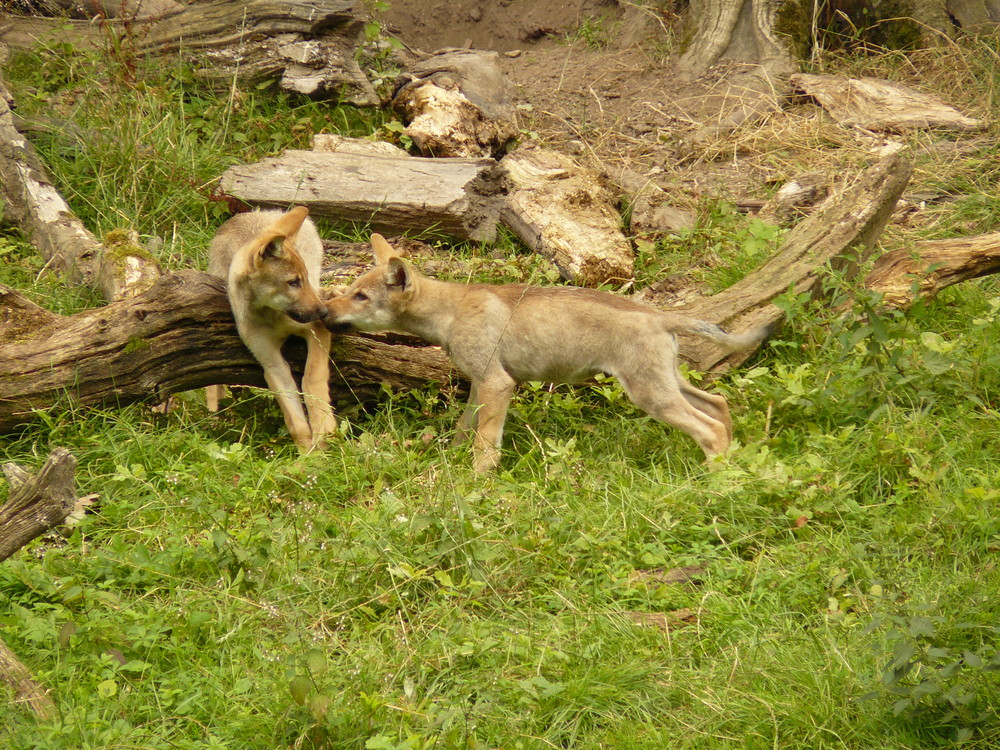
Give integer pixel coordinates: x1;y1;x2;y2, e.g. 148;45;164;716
377;0;792;206
377;0;990;234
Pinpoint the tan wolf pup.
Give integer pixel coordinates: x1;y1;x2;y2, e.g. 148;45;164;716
207;206;336;452
323;234;771;472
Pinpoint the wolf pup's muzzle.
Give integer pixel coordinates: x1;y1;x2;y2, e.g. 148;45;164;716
288;304;329;324
323;317;355;334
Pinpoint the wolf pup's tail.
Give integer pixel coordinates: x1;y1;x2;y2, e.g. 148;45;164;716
675;318;776;354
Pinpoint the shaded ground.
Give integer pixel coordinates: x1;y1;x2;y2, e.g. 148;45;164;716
377;0;788;207
377;0;990;222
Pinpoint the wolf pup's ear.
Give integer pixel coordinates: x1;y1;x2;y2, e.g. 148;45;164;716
252;236;286;266
384;256;411;290
271;206;310;237
371;233;397;265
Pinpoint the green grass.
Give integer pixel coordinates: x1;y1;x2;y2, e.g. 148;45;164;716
3;34;1000;750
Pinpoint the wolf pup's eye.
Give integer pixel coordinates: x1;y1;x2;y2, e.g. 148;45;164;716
288;278;302;288
353;291;369;302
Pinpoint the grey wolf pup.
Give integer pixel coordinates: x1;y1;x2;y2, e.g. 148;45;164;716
207;206;336;452
324;234;771;472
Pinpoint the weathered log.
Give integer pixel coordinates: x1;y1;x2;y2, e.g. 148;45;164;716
0;68;160;300
23;0;183;19
499;145;635;287
792;74;985;132
0;271;453;434
865;231;1000;310
392;49;518;158
637;152;914;373
0;0;377;104
0;638;55;719
0;448;78;562
0;448;82;720
218;149;507;242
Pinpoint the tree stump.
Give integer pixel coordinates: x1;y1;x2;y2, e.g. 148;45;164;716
392;49;519;158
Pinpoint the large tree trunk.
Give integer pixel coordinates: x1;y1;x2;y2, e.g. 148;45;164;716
674;0;797;132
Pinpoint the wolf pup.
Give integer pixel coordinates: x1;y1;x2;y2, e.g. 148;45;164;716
207;206;336;452
324;234;771;472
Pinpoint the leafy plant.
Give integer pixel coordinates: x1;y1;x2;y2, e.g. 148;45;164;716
864;604;1000;742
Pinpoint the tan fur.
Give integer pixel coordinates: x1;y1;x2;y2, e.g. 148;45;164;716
207;207;336;452
324;234;771;472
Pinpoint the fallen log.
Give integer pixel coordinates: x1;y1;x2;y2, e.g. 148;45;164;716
0;271;453;434
0;67;160;300
392;49;518;158
637;151;914;373
0;0;377;104
5;153;1000;434
865;231;1000;310
0;448;82;720
0;638;55;719
791;74;985;132
218;148;507;242
499;145;635;287
0;448;80;562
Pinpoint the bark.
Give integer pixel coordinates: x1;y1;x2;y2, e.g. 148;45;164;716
392;49;518;158
499;145;635;287
0;448;81;720
0;0;377;104
0;271;453;433
792;74;985;132
0;448;78;562
0;639;55;719
218;148;507;242
864;231;1000;310
0;68;160;300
